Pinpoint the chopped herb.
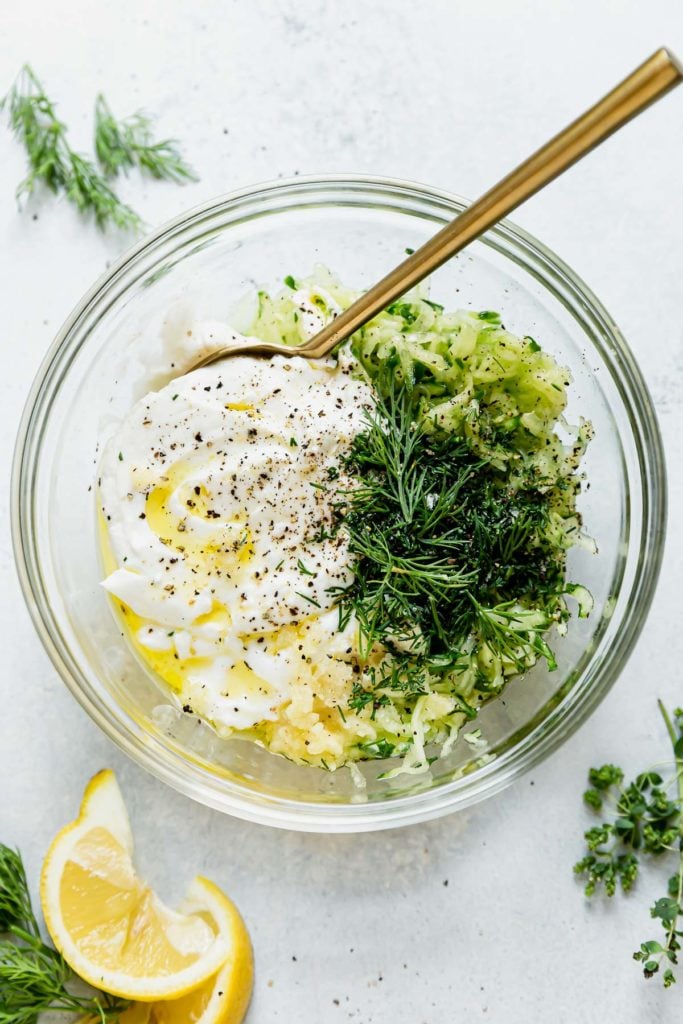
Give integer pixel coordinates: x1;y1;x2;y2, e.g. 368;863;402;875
575;701;683;987
331;385;568;673
289;437;298;447
358;738;395;759
310;524;332;543
295;591;321;608
118;452;123;461
386;302;417;324
297;559;315;577
348;684;375;713
284;274;297;289
525;336;541;352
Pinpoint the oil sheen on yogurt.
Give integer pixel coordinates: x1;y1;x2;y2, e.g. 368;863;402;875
98;336;376;766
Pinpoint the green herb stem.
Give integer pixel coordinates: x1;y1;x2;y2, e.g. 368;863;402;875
332;384;573;709
0;844;128;1021
94;94;197;183
1;65;141;231
651;699;683;984
576;702;683;987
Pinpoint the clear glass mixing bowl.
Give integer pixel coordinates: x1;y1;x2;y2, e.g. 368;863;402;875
12;176;666;832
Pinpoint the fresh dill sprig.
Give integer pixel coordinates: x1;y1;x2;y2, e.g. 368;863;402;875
1;65;141;231
0;843;128;1021
94;94;198;183
574;701;683;987
330;383;569;706
0;848;35;937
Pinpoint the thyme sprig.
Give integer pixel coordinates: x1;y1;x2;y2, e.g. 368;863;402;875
574;701;683;987
1;65;141;231
0;844;128;1021
94;94;197;182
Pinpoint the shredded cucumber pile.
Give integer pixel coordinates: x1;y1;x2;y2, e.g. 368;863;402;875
245;269;594;777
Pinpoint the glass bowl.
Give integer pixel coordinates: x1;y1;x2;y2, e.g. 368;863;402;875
12;175;666;832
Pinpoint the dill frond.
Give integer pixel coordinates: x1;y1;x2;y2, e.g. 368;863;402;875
94;94;197;183
1;64;141;231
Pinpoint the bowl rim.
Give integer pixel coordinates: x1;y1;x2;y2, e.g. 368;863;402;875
11;173;667;831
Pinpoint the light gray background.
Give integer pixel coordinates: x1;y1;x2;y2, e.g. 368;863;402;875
1;2;682;1021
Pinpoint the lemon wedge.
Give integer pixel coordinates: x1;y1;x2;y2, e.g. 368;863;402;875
40;770;230;1001
117;877;254;1024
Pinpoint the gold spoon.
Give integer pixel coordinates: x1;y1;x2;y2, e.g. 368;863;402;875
192;47;681;368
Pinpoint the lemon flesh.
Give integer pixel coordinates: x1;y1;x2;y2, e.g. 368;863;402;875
41;770;229;1001
117;877;254;1024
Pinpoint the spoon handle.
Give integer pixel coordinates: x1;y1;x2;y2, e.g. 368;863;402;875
302;47;682;359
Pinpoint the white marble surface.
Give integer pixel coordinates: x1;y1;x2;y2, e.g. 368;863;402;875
1;2;683;1021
